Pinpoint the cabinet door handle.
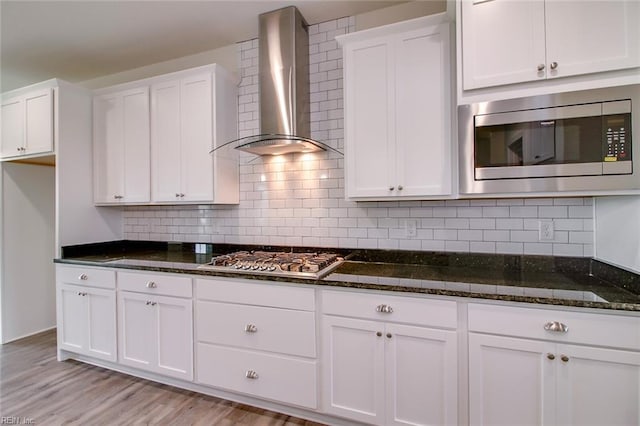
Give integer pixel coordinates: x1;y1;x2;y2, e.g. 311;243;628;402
560;355;569;362
550;61;558;70
244;324;258;333
151;302;157;306
245;370;259;379
79;274;88;280
547;353;555;360
376;304;393;314
537;63;545;71
175;193;181;198
388;186;395;191
544;321;568;333
386;333;392;339
146;281;157;289
376;331;382;337
397;185;403;191
180;193;185;197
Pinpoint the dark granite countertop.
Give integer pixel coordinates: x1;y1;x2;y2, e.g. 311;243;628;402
55;240;640;312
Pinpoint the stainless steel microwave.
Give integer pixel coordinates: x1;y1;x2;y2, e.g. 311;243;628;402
458;85;639;196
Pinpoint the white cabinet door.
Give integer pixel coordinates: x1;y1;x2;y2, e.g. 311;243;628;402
344;37;394;198
118;291;193;380
93;87;150;204
0;97;24;158
118;291;156;371
58;284;116;362
395;24;451;197
94;94;124;202
1;88;53;159
556;344;640;426
461;0;640;90
545;1;640;80
155;295;193;380
59;284;88;353
121;88;150;203
85;288;117;361
322;316;385;425
461;0;546;90
23;88;53;155
468;333;555;426
180;73;214;202
151;80;182;202
343;19;453;199
151;73;216;203
386;323;457;426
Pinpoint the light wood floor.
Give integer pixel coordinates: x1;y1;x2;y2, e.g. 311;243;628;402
0;330;326;425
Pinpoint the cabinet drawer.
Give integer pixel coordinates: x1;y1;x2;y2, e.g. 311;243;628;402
195;278;315;311
57;265;115;289
196;343;317;409
196;301;316;357
118;271;192;298
322;289;458;329
468;303;640;350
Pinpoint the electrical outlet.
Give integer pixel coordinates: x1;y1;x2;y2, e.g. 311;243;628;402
539;220;554;241
405;220;418;238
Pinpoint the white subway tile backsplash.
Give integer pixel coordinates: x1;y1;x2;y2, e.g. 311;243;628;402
121;16;595;258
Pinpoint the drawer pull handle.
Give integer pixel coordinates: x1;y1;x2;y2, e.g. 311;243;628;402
544;321;568;333
561;355;569;363
79;274;88;280
146;281;157;289
547;353;555;360
376;304;393;314
245;370;259;379
244;324;258;333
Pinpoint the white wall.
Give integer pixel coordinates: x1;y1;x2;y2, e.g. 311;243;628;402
80;44;237;90
56;81;122;249
1;162;56;343
594;196;640;273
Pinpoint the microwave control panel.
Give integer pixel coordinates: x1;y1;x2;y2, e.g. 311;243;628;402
604;114;631;161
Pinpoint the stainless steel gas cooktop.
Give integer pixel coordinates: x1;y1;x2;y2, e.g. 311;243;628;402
197;250;345;279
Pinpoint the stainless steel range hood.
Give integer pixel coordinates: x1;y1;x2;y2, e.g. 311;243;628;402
231;6;340;156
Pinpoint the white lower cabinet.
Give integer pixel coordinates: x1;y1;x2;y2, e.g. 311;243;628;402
58;284;117;361
468;303;640;426
117;272;193;381
55;265;640;426
321;290;458;425
56;265;116;362
195;278;318;409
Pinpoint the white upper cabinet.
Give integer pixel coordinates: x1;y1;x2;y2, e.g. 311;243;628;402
92;63;239;206
94;87;150;204
461;0;640;91
151;67;239;204
1;87;53;159
339;14;454;200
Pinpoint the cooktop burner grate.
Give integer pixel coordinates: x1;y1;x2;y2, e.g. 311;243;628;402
197;250;345;279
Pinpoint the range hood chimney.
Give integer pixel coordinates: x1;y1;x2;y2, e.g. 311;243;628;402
232;6;338;156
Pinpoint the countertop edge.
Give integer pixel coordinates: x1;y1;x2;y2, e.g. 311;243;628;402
54;258;640;313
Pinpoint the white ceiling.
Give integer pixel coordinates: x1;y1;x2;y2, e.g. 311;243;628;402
1;0;409;92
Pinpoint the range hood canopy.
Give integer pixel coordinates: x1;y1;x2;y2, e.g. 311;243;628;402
213;6;342;157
